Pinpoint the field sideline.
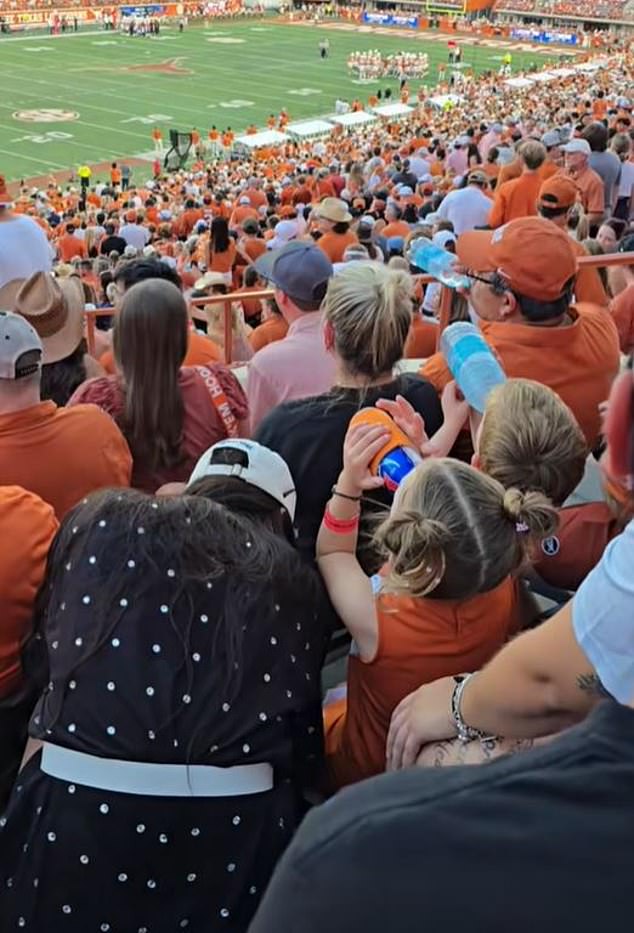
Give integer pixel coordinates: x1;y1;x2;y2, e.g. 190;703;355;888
0;19;563;183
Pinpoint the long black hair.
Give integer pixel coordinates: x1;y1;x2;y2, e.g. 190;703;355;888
210;216;230;253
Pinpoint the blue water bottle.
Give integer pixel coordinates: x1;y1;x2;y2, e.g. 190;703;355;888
407;238;471;289
440;322;506;413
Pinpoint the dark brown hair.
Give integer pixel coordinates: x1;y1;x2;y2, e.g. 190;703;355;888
113;279;188;472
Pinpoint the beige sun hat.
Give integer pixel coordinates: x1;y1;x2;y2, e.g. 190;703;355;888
315;197;353;224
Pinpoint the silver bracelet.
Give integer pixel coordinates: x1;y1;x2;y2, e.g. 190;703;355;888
451;674;493;744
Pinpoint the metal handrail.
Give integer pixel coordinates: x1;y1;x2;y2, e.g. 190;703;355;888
83;252;631;363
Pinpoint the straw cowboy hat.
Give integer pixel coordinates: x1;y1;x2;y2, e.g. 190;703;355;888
0;271;85;364
315;197;353;224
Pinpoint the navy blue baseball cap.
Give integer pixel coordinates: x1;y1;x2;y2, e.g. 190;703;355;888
254;240;333;309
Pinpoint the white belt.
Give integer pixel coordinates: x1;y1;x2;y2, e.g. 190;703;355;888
41;743;273;797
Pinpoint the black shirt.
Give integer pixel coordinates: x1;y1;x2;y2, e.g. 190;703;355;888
255;375;443;571
250;702;634;933
99;234;127;255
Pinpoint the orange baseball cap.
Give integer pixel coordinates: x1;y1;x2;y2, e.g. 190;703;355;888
538;175;579;211
456;217;578;302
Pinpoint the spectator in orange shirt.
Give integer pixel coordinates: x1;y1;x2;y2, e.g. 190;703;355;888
0;311;131;517
540;129;564;180
592;90;608;121
420;218;620;448
57;223;87;262
314;198;358;263
488;140;547;227
537;174;608;307
207;217;237;284
110;161;122;190
318;433;556;789
229;196;258;232
0;485;58;806
237;218;267;265
249;295;289;352
561;137;605;230
380;203;410;240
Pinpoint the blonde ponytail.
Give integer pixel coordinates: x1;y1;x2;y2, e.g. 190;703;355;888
502;488;559;541
324;263;413;381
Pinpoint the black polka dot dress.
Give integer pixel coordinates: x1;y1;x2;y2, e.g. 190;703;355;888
0;495;330;932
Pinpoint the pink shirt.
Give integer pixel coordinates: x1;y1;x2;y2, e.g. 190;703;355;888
247;312;336;431
446;147;468;176
479;131;502;161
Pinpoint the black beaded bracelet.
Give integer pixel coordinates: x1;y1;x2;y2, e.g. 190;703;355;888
331;486;362;502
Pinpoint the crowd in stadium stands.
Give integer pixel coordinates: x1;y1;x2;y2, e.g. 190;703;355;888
496;0;632;17
0;25;634;933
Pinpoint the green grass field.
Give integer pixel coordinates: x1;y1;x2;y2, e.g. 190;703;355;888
0;19;560;182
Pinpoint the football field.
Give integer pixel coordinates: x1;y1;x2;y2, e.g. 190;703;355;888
0;19;562;183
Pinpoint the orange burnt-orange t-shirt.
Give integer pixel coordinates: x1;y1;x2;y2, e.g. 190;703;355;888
420;304;619;448
0;401;132;519
249;315;289;352
488;172;544;227
209;240;237;274
324;575;521;789
317;230;358;264
0;487;58;699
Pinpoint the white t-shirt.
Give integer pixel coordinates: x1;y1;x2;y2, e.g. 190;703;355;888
436;185;492;236
572;519;634;704
0;214;54;290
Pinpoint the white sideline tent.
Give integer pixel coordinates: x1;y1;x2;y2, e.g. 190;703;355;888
550;67;576;78
330;110;378;128
286;119;334;139
428;93;463;109
505;77;534;88
372;103;414;120
233;129;288;152
529;71;558;83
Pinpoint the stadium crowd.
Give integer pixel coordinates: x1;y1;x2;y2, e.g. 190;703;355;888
0;35;634;933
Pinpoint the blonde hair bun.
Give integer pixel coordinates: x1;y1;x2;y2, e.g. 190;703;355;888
502;488;558;540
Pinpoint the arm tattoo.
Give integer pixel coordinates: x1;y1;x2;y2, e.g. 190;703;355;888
576;673;612;699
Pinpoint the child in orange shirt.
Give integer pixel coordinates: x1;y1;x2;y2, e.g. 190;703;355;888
317;420;557;790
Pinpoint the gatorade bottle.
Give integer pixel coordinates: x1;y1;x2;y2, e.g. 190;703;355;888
407;238;471;290
440;321;506;413
349;408;422;493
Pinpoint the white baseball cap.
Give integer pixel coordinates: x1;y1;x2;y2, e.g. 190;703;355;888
0;311;43;380
188;439;297;521
561;138;591;156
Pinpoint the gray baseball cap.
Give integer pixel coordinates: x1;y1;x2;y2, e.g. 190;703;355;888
0;311;42;380
542;129;562;148
254;240;333;309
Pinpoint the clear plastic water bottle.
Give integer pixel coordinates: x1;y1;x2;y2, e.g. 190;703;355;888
440;322;506;413
407;238;471;290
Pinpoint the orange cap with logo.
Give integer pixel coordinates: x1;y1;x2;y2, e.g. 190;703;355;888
456;217;578;302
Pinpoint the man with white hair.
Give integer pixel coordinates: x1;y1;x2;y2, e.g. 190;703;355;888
562;137;605;230
0;176;53;290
